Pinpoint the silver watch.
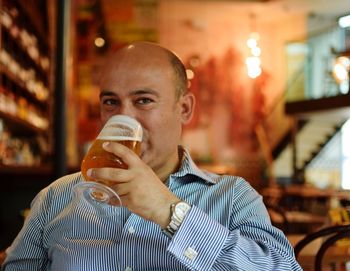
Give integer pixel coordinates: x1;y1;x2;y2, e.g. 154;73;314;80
163;201;191;238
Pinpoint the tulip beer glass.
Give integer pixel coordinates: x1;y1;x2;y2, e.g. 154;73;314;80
74;115;143;206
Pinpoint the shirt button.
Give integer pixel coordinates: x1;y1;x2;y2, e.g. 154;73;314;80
125;267;132;271
128;226;135;234
184;247;198;260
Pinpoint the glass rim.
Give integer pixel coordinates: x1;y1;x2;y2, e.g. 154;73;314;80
98;115;143;141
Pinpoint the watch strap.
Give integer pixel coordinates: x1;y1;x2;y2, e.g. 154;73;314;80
162;201;191;239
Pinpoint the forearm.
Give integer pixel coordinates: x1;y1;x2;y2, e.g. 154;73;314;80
166;206;301;271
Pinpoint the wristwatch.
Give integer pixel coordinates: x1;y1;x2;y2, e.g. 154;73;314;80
162;201;192;239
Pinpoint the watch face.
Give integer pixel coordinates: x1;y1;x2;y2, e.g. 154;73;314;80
175;202;191;219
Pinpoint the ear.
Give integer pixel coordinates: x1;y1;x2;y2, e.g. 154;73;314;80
180;92;195;124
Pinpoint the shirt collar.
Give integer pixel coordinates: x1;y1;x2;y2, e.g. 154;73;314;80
170;146;217;184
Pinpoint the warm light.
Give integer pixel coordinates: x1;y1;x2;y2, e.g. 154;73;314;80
332;56;349;94
246;56;261;66
94;37;105;48
338;14;350;28
333;64;348;81
246;32;262;79
339;56;350;67
247;38;257;48
186;69;194;80
248;66;262;79
332;56;350;83
251;47;261;56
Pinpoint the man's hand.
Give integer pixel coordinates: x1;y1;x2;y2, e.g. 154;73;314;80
86;141;179;229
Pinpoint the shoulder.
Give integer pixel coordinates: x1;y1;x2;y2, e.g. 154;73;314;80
47;172;83;193
30;172;83;214
207;173;262;206
203;170;253;191
198;170;258;200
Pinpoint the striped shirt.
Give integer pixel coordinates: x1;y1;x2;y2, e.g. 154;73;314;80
2;148;301;271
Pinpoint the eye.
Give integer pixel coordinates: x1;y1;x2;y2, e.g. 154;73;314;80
135;97;154;105
103;98;117;105
101;98;119;110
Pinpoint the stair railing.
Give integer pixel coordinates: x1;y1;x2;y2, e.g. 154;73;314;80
254;63;307;186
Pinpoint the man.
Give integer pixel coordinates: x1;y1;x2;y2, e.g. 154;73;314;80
2;42;301;270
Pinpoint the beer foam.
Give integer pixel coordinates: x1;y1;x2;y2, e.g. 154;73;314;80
98;115;143;141
98;135;142;141
107;115;140;128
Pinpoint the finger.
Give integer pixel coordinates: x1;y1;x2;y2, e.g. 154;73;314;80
112;182;130;198
87;167;131;184
102;142;141;167
87;168;132;200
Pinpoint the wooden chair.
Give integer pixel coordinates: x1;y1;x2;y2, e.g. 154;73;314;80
266;204;289;232
262;185;290;232
294;224;350;271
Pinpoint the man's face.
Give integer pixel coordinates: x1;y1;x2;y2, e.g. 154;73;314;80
98;47;192;177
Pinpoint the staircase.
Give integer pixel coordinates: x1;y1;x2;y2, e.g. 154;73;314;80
259;42;350;185
273;119;344;180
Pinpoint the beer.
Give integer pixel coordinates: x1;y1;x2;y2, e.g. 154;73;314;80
75;115;143;206
81;138;141;183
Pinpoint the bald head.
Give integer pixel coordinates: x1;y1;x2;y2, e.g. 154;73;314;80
101;42;188;99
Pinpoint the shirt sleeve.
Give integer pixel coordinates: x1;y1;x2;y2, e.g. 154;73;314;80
166;178;302;271
2;188;50;271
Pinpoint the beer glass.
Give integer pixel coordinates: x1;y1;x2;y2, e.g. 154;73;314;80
74;115;143;207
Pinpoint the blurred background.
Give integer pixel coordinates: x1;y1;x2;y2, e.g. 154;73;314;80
1;0;350;263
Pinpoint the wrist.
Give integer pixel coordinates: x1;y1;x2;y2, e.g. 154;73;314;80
152;196;179;229
162;200;192;238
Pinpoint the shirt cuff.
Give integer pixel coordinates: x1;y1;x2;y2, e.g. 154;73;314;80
166;205;231;270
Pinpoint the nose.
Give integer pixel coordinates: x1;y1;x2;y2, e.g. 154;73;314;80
116;105;143;136
118;103;137;119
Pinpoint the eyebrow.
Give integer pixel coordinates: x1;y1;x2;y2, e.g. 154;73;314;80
99;89;160;99
99;90;115;99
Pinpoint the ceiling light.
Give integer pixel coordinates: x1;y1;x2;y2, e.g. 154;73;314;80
186;69;194;80
333;56;349;82
94;37;105;48
338;14;350;28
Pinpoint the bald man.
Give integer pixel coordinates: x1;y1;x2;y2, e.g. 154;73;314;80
2;42;301;271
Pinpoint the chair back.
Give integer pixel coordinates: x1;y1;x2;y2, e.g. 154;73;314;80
294;224;350;271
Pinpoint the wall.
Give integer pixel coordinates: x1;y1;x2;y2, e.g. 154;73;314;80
74;0;311;185
157;1;308;174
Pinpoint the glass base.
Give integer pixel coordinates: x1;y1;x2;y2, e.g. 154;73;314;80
74;182;122;207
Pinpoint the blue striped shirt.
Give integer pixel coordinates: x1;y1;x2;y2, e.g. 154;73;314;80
2;148;301;270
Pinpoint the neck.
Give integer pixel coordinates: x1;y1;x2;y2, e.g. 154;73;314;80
157;147;183;182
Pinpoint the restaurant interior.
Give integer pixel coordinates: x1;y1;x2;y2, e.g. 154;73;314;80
1;0;350;269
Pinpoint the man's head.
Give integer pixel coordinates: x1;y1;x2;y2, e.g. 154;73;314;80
167;50;188;99
98;41;195;180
